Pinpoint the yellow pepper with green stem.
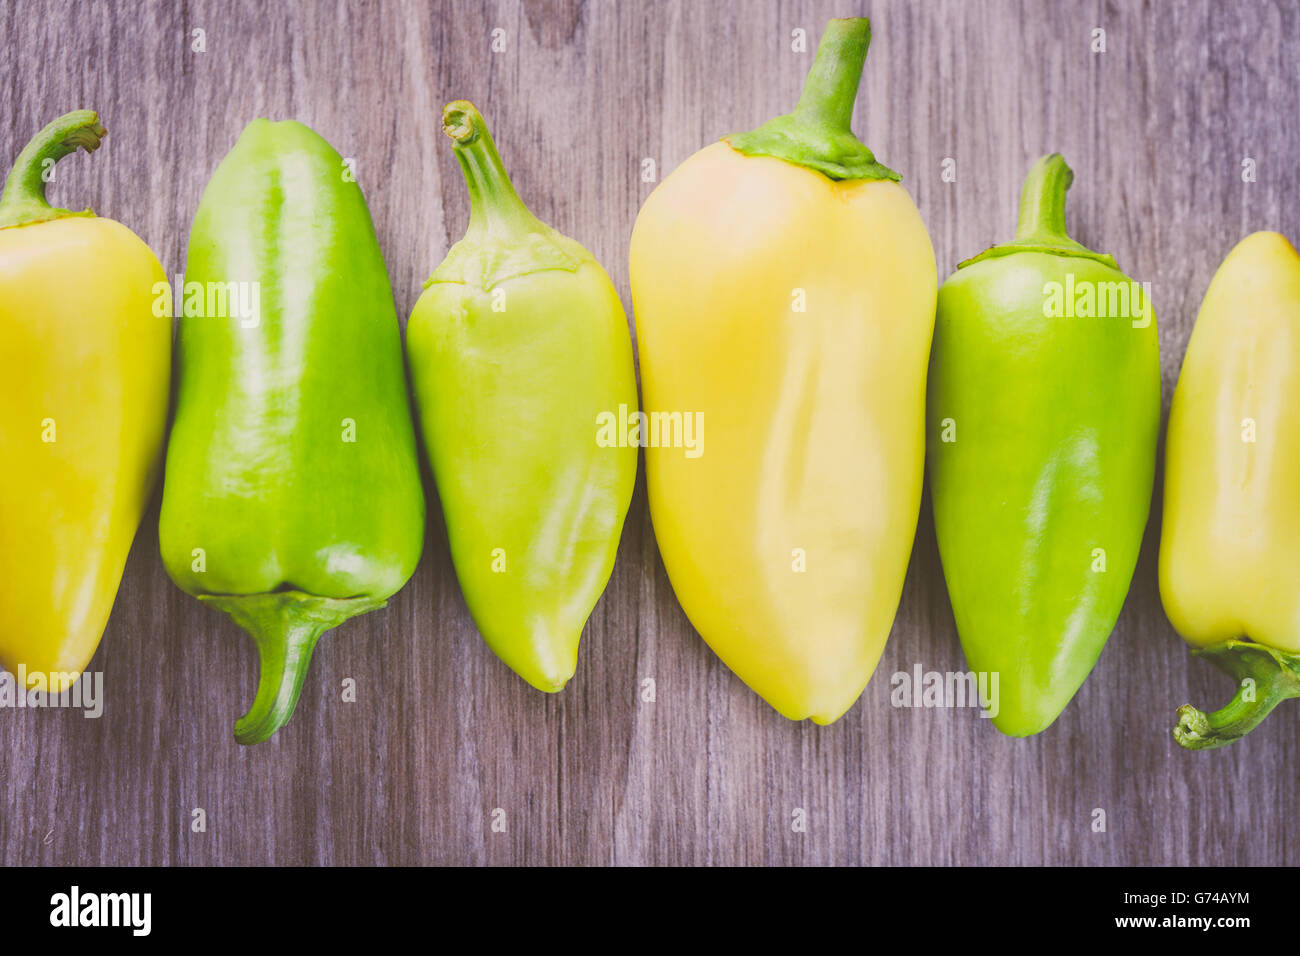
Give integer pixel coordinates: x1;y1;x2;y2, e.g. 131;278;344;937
0;111;170;693
629;18;936;723
1161;231;1300;748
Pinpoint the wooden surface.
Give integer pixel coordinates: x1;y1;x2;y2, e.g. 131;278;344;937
3;0;1299;866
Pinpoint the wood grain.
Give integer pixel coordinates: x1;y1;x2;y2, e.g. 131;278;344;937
2;0;1298;866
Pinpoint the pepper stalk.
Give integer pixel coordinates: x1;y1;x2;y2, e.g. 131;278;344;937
1175;640;1300;749
429;100;585;288
960;153;1119;269
726;17;899;182
0;110;106;229
202;592;387;745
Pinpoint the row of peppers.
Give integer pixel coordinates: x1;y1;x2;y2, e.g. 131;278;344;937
1;18;1294;749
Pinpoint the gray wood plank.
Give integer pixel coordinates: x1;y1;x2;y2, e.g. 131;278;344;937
1;0;1297;866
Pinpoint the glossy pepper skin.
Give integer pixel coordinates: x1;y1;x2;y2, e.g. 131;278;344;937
1161;232;1300;749
629;19;937;724
407;102;637;692
159;119;425;744
0;111;170;692
929;155;1160;737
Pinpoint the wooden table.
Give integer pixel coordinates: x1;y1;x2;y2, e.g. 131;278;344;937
3;0;1297;866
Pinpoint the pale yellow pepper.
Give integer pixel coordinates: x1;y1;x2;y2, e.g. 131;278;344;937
630;20;936;723
0;112;170;692
1161;231;1300;748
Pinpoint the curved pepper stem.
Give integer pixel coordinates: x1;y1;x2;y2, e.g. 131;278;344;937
959;153;1119;269
1174;639;1300;750
200;591;387;745
0;110;106;229
1014;154;1077;246
442;100;545;237
429;99;584;288
725;18;899;182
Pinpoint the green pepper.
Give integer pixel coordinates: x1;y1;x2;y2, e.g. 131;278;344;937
927;154;1161;736
406;101;637;691
158;119;425;744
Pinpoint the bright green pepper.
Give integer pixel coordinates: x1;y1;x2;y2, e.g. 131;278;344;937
928;154;1160;736
406;101;637;692
158;119;425;744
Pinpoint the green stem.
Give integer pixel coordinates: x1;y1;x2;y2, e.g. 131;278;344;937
959;153;1118;269
200;591;387;745
725;18;898;182
791;17;871;131
427;99;585;289
1174;639;1300;750
1014;153;1075;245
0;110;106;229
442;100;543;237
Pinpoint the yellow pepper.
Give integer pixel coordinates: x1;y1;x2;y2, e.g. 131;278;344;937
0;111;170;693
629;19;936;723
1161;231;1300;748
